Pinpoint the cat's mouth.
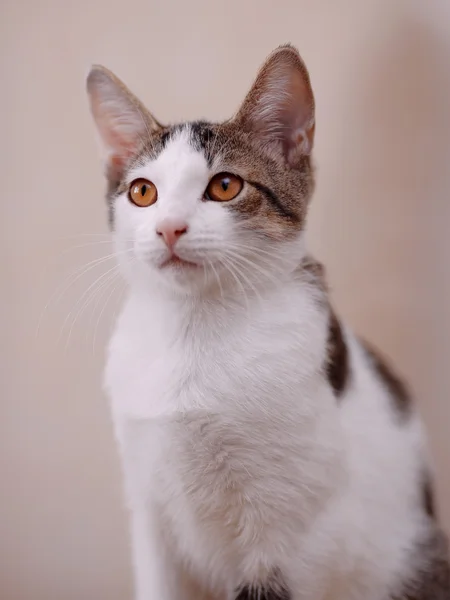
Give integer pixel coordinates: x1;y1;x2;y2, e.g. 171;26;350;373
159;254;200;270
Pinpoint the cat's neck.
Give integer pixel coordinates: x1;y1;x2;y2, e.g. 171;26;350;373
128;278;275;329
122;257;326;352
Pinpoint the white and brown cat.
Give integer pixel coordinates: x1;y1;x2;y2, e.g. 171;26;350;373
86;45;450;600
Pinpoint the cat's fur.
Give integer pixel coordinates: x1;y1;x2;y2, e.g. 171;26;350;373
86;45;450;600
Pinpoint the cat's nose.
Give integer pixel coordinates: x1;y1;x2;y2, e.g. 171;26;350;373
156;218;188;249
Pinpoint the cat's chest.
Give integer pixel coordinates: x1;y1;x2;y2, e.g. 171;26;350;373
107;317;334;504
119;401;333;553
107;340;292;423
105;293;323;421
117;386;341;583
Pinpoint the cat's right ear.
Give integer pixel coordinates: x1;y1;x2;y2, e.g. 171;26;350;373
86;66;162;179
233;45;315;167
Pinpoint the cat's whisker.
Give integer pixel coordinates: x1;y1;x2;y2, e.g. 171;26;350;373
57;239;117;258
55;233;114;240
224;253;286;310
227;258;265;307
87;265;122;344
36;250;132;338
217;256;250;312
206;258;224;300
226;243;287;267
61;262;121;351
91;271;124;355
90;255;134;351
222;248;283;290
227;241;286;261
221;254;264;308
225;246;288;275
63;268;121;349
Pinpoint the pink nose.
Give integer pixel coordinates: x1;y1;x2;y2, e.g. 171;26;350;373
156;218;188;249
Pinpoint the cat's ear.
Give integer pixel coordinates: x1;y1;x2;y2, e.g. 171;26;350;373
234;45;315;166
86;65;162;178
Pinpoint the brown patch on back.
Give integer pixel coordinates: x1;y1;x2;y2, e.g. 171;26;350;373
296;258;349;398
326;311;350;398
360;339;412;420
423;471;437;520
391;527;450;599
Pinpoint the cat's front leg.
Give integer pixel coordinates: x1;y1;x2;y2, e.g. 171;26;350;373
129;501;216;600
129;504;171;600
114;419;190;600
129;503;194;600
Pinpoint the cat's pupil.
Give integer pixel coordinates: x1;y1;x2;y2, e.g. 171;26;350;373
221;179;229;191
141;185;147;196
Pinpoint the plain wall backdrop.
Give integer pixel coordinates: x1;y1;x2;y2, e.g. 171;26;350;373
1;0;450;598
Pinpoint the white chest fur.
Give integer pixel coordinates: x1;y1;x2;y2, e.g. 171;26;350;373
104;282;347;592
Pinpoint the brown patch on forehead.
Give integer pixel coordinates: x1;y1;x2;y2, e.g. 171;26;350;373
188;120;216;164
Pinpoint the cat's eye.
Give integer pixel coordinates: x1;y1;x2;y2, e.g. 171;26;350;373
205;173;243;202
128;179;158;207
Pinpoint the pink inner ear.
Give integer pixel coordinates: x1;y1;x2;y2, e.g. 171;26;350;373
101;115;138;157
109;153;126;176
103;123;140;177
235;48;315;163
281;68;314;142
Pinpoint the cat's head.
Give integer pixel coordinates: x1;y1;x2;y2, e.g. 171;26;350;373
87;45;315;296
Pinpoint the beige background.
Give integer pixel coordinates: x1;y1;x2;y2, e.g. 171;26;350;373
2;0;450;598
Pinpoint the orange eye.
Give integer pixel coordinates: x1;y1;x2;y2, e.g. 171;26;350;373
205;173;243;202
128;179;157;207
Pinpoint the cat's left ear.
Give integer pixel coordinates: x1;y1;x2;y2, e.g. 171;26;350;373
86;65;162;179
234;45;315;167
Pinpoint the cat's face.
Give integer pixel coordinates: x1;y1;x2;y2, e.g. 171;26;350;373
87;46;315;295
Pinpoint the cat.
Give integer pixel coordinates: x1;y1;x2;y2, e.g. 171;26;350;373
86;45;450;600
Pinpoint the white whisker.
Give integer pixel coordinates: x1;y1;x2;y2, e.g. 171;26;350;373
37;248;132;338
91;271;123;355
226;256;264;306
207;258;224;300
87;266;121;343
222;248;283;289
218;256;251;311
61;263;121;351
